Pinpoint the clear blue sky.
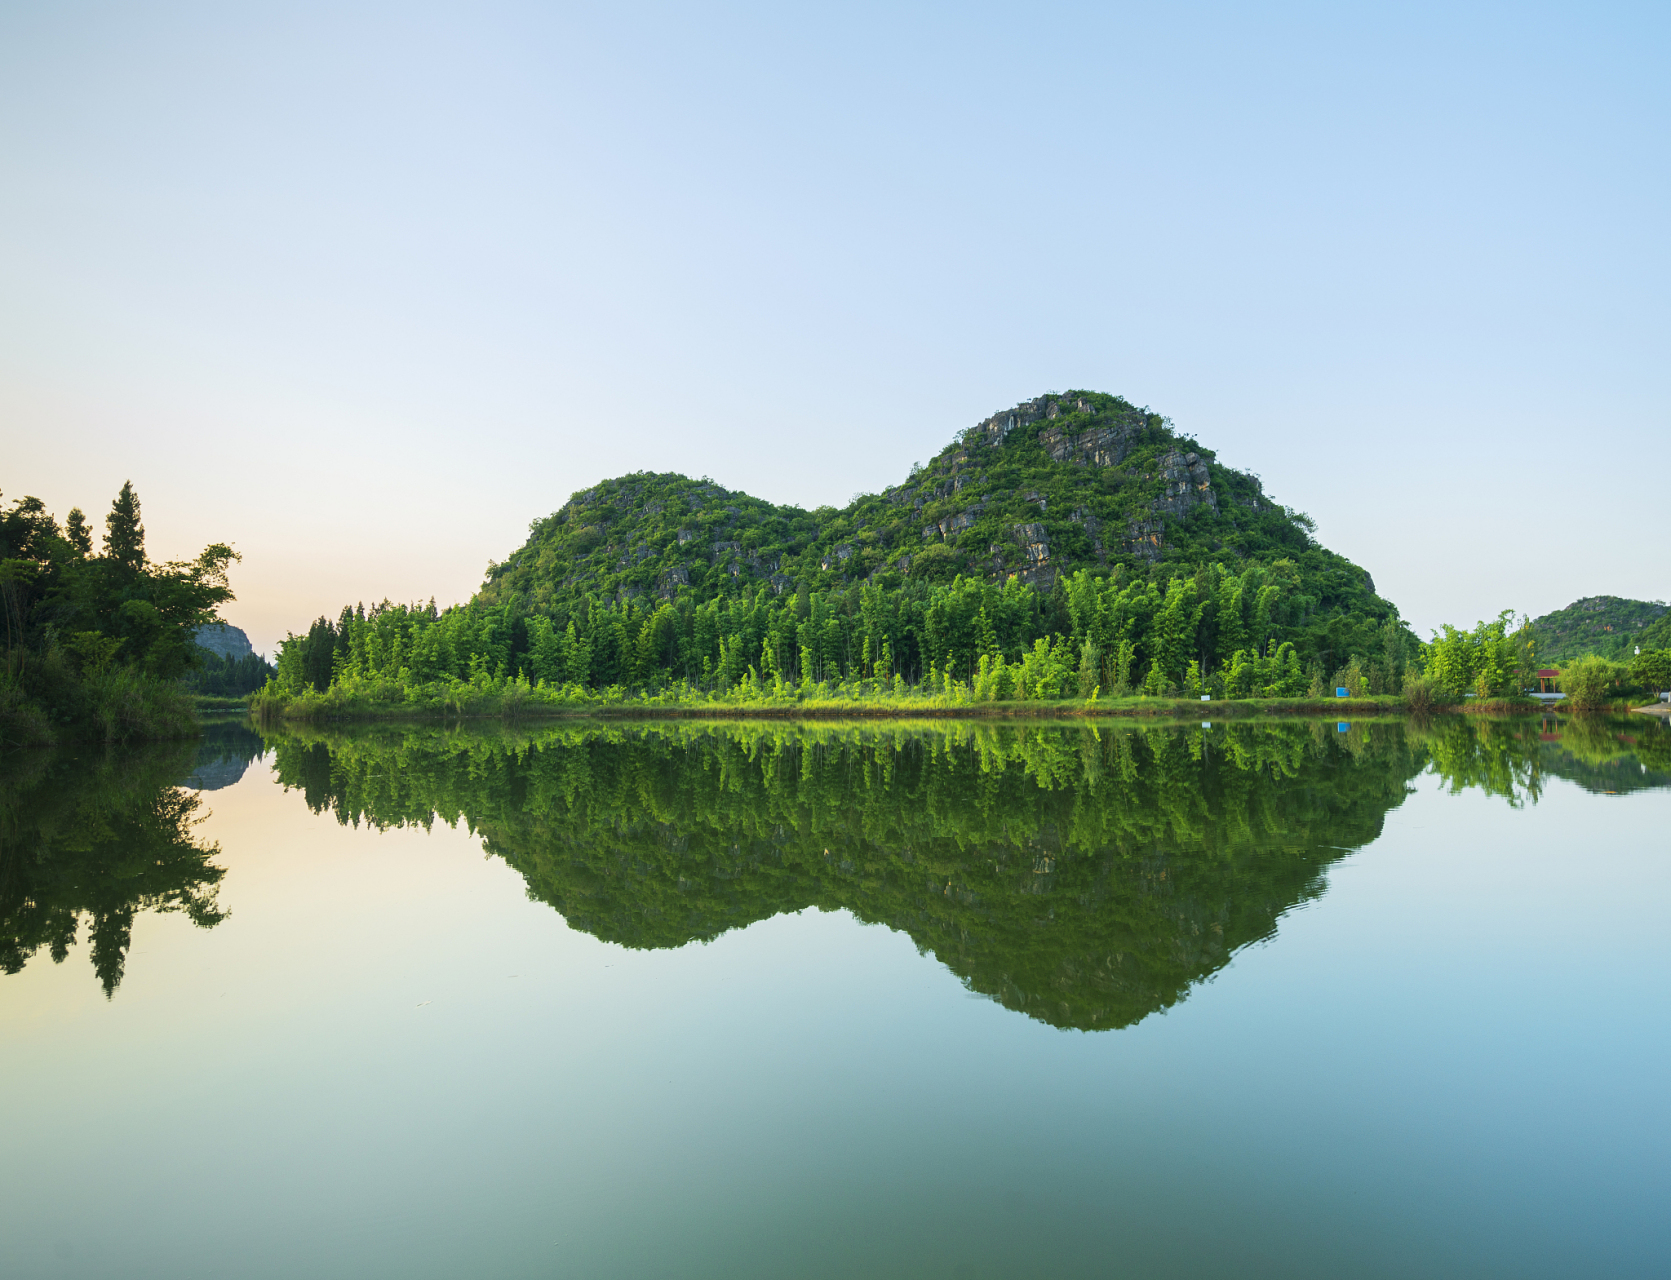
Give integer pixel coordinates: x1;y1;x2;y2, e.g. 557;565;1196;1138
2;1;1665;653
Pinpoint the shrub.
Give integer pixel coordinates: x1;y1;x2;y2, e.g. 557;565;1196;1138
1401;672;1444;716
1560;654;1625;711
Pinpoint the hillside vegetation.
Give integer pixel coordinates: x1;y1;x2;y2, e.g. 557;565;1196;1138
265;392;1422;712
1529;596;1668;664
481;391;1373;613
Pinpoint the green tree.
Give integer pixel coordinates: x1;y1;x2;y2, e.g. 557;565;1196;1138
103;481;146;574
1630;648;1671;695
1558;654;1624;711
64;507;93;556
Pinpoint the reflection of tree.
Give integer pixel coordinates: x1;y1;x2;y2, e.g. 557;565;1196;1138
269;719;1428;1030
0;744;229;997
1412;714;1671;800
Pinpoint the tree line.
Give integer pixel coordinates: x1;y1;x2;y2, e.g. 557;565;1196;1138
1;483;237;744
269;558;1422;707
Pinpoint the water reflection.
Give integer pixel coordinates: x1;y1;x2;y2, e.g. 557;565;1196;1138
1422;713;1671;801
264;715;1667;1028
270;719;1431;1030
180;718;268;791
5;714;1665;1012
0;743;229;997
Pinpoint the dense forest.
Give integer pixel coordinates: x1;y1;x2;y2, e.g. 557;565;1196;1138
1;483;239;745
266;392;1424;710
182;649;275;698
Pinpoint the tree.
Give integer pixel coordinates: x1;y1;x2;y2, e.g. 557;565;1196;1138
104;481;146;573
1560;654;1624;711
1630;648;1671;696
64;508;93;556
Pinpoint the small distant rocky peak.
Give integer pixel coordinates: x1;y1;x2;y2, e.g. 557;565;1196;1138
194;623;254;660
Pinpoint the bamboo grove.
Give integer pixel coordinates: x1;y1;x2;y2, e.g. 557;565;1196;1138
266;558;1421;710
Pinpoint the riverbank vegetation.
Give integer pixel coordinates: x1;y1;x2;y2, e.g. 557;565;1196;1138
255;559;1425;721
0;484;238;747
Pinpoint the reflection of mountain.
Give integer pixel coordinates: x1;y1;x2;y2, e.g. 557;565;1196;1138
0;744;229;996
181;719;267;791
269;720;1428;1030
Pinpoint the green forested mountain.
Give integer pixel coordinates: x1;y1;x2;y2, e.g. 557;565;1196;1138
1528;595;1668;663
270;393;1420;704
481;391;1372;613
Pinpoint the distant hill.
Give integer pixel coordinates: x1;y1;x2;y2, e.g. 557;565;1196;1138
1528;596;1668;664
478;390;1387;621
193;622;255;660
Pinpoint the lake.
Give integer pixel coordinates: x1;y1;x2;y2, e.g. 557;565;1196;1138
2;715;1668;1279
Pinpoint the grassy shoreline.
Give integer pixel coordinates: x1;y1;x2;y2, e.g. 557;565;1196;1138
250;685;1458;724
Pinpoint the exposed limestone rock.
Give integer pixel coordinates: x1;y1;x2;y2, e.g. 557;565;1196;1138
1012;523;1052;584
969;394;1098;446
1068;508;1107;563
655;565;691;600
193;623;254;660
934;504;985;540
1151;450;1217;518
1125;518;1165;562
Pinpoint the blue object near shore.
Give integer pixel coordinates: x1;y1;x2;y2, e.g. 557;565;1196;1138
1336;687;1349;697
1338;722;1350;732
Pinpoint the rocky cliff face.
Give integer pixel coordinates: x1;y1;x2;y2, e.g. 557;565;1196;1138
476;389;1363;611
193;623;255;660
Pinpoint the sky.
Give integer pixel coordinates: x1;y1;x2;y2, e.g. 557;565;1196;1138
1;0;1665;655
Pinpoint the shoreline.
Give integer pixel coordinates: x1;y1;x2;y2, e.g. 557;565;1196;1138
244;692;1531;726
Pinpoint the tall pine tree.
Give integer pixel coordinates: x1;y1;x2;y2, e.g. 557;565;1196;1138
104;482;146;573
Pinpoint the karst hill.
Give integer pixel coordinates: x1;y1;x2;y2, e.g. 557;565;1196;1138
478;390;1388;623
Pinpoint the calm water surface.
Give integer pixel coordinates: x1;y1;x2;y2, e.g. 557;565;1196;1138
2;716;1668;1279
